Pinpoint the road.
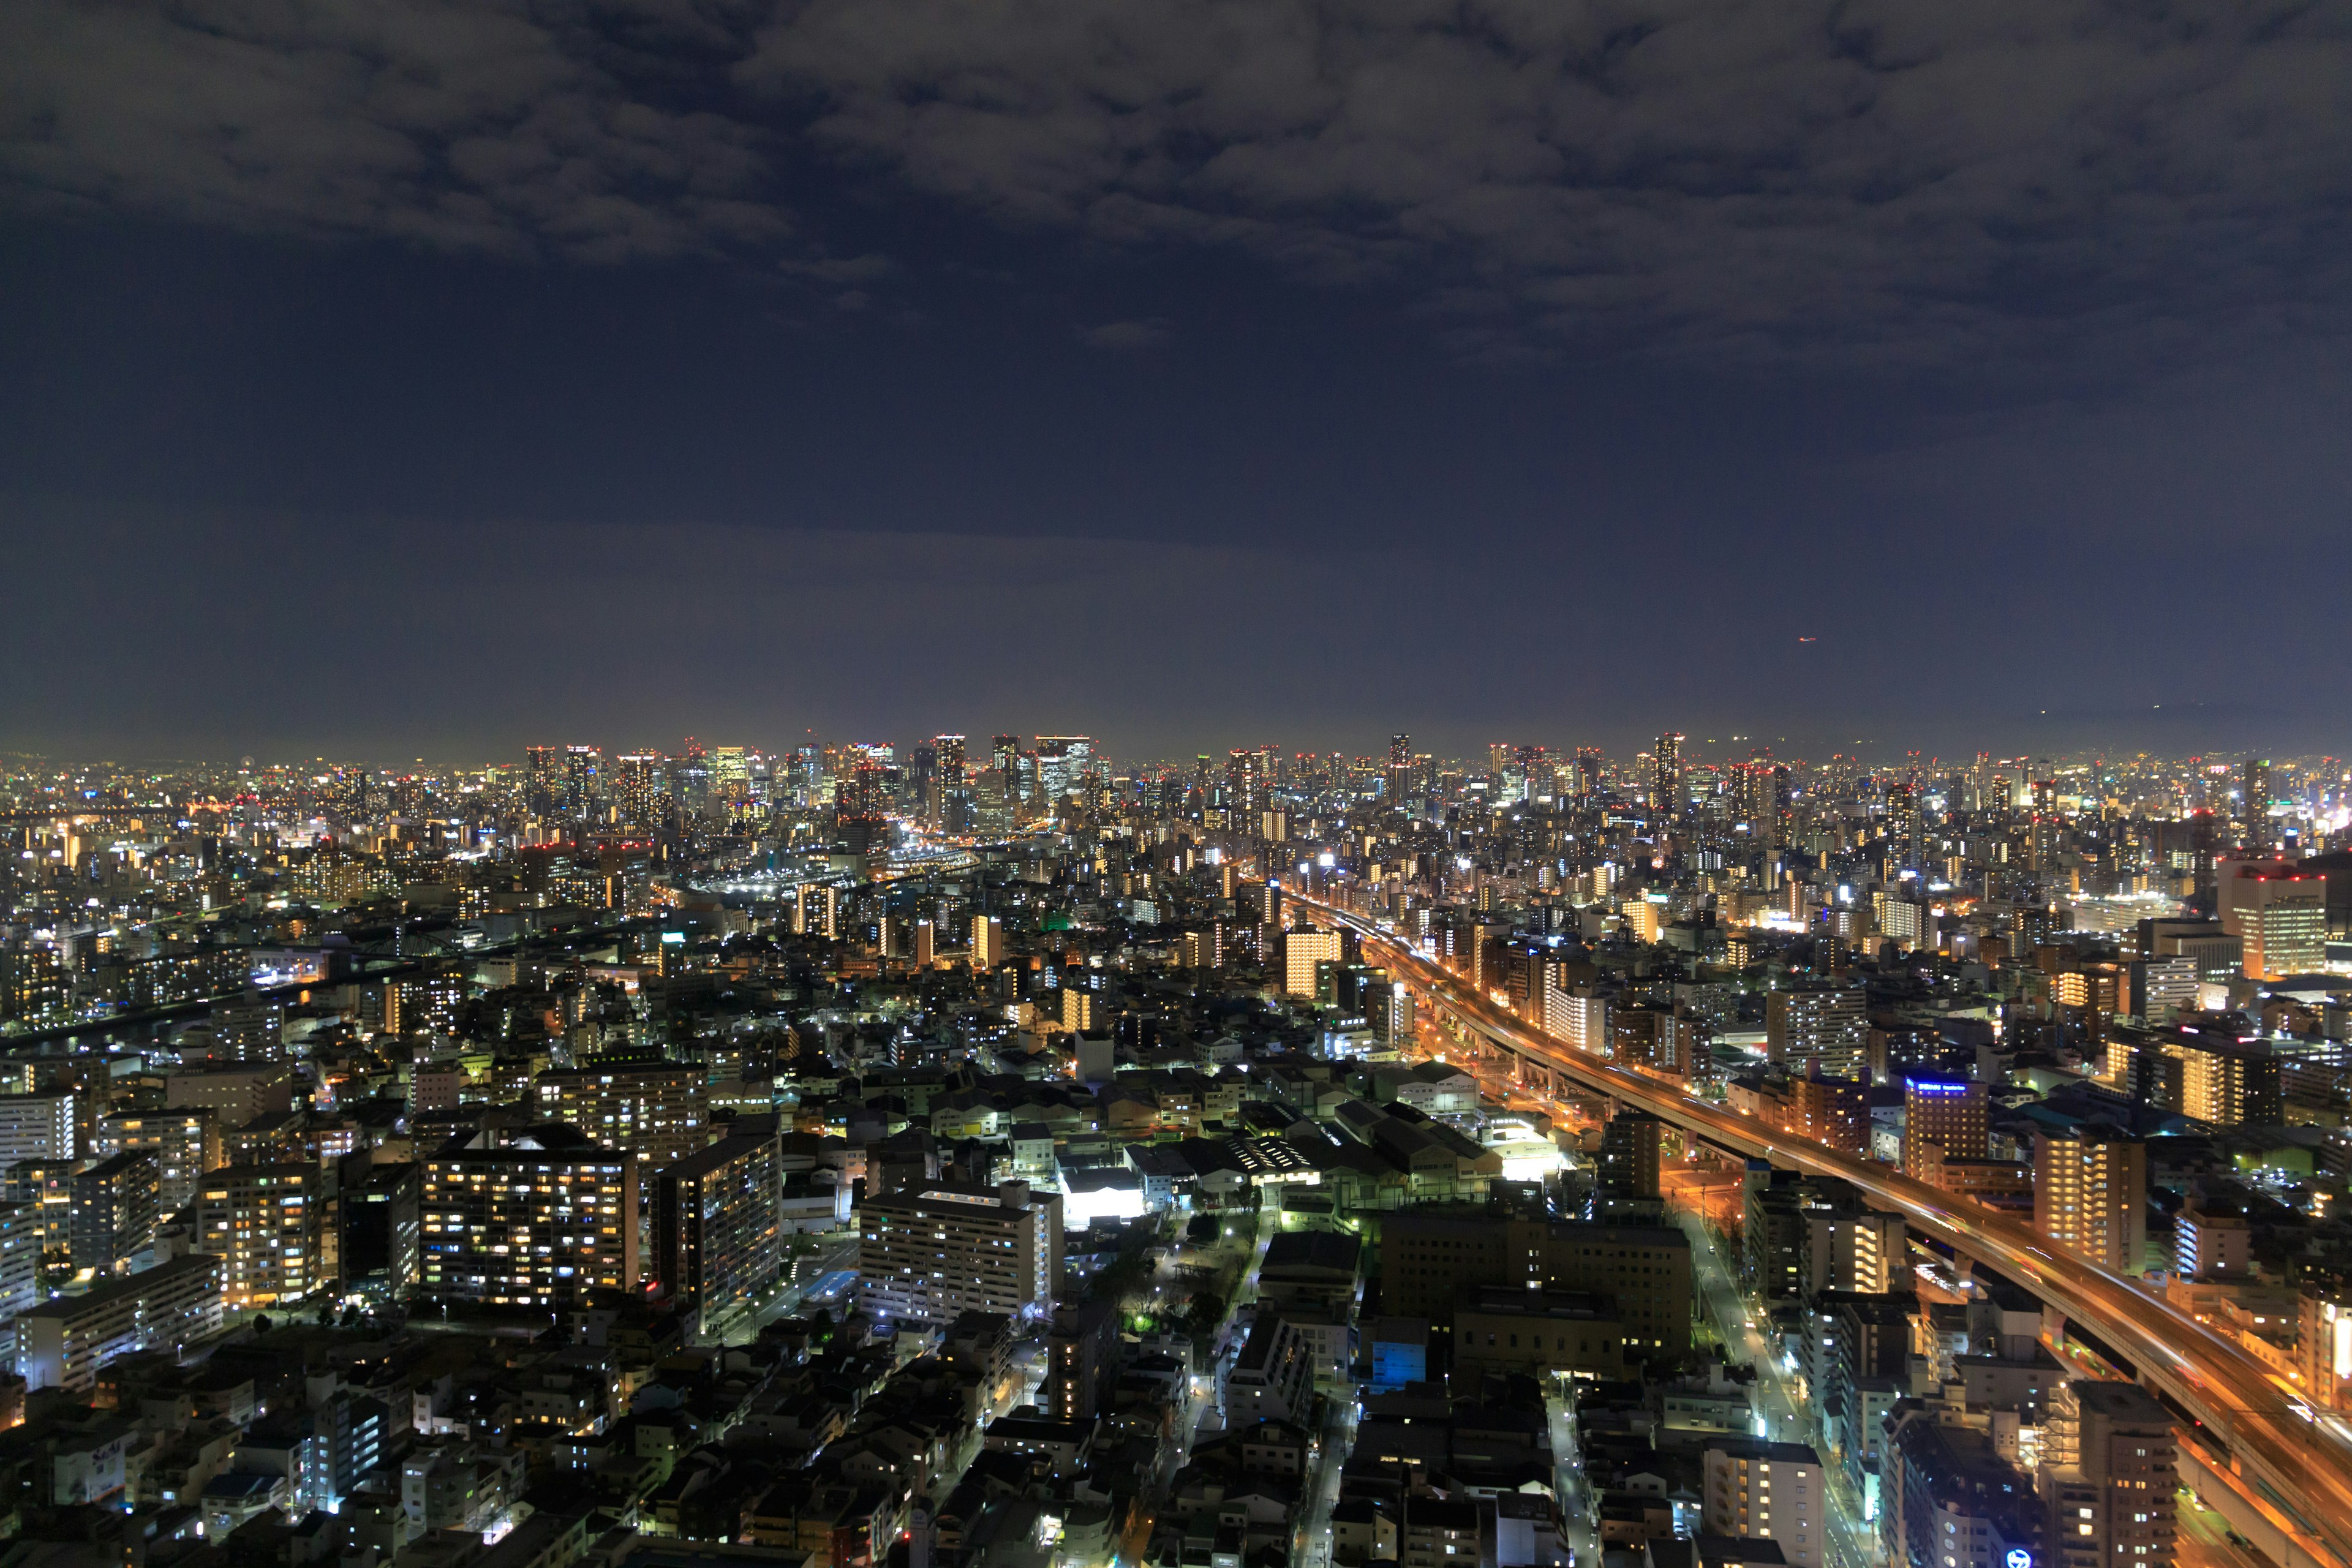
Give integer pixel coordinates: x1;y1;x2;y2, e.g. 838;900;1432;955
1289;889;2352;1568
1679;1211;1880;1568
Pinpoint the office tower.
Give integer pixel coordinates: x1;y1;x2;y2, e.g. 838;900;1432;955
2032;1128;2146;1272
194;1163;323;1307
1387;734;1412;806
1902;1076;1988;1179
1653;731;1683;818
2243;757;2272;848
535;1060;709;1174
1284;927;1343;998
836;759;889;853
70;1150;159;1274
420;1128;639;1310
2162;1034;2280;1125
992;734;1022;802
16;1254;223;1392
1766;986;1868;1080
795;882;840;938
561;744;601;818
2038;1380;2176;1568
524;745;562;818
0;1094;75;1166
935;733;967;788
92;1104;221;1213
1703;1439;1825;1568
1046;1299;1120;1420
653;1131;782;1343
858;1180;1061;1326
712;745;749;803
340;1161;421;1295
972;914;1003;969
2220;863;2326;979
1226;748;1267;831
1034;736;1091;804
1599;1111;1665;1199
2122;957;2197;1023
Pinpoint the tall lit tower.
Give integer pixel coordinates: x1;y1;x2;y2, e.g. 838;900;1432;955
1227;748;1267;832
1653;733;1683;820
2242;757;2272;850
1387;734;1412;807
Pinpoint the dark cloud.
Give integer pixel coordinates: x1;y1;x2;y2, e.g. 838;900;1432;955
9;1;2351;369
1080;317;1174;350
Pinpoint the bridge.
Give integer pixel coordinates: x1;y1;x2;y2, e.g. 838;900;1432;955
1289;889;2352;1568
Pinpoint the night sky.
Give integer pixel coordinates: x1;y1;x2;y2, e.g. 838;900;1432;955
5;1;2350;764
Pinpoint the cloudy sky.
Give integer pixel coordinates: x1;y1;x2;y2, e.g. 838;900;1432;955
4;0;2349;765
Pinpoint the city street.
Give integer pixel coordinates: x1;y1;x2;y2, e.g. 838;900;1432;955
1677;1212;1880;1568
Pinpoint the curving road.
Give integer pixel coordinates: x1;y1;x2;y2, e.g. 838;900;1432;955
1288;890;2352;1568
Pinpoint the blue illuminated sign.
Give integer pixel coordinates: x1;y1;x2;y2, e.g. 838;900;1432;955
2005;1550;2033;1568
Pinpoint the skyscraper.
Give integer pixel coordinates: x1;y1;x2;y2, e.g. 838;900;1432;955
420;1127;639;1311
653;1130;783;1343
1653;732;1683;818
1226;748;1267;832
561;744;601;818
1387;734;1412;807
2242;756;2272;849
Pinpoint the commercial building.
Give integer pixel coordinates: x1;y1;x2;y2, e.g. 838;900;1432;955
2221;863;2328;979
1703;1439;1825;1568
17;1253;224;1391
94;1110;222;1213
2037;1379;2176;1568
420;1128;640;1311
2160;1032;2281;1126
1453;1286;1626;1379
2032;1128;2147;1272
1381;1212;1692;1357
535;1061;709;1175
652;1130;783;1341
858;1180;1061;1327
193;1163;324;1308
1767;987;1868;1080
1901;1076;1987;1180
165;1066;293;1126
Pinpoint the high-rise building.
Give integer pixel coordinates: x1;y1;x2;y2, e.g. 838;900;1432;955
340;1161;421;1297
420;1127;639;1310
972;914;1003;969
1788;1072;1870;1155
858;1180;1061;1327
2161;1033;2280;1125
1766;987;1868;1080
0;1094;76;1166
1284;927;1343;998
1703;1439;1825;1568
562;745;601;818
1387;734;1413;808
70;1150;159;1275
653;1131;782;1343
2220;863;2326;979
1045;1298;1120;1420
614;752;668;829
0;1204;35;1322
2032;1127;2146;1272
2038;1379;2176;1568
1226;748;1267;832
1902;1076;1988;1180
535;1061;709;1175
1599;1112;1665;1199
796;882;840;938
194;1163;323;1307
2242;757;2272;848
1653;732;1684;818
524;746;562;819
1804;1210;1905;1297
94;1109;222;1214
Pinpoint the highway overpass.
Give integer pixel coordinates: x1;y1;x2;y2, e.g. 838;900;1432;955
1289;889;2352;1568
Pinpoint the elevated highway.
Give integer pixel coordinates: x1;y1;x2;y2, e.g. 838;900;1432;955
1290;889;2352;1568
